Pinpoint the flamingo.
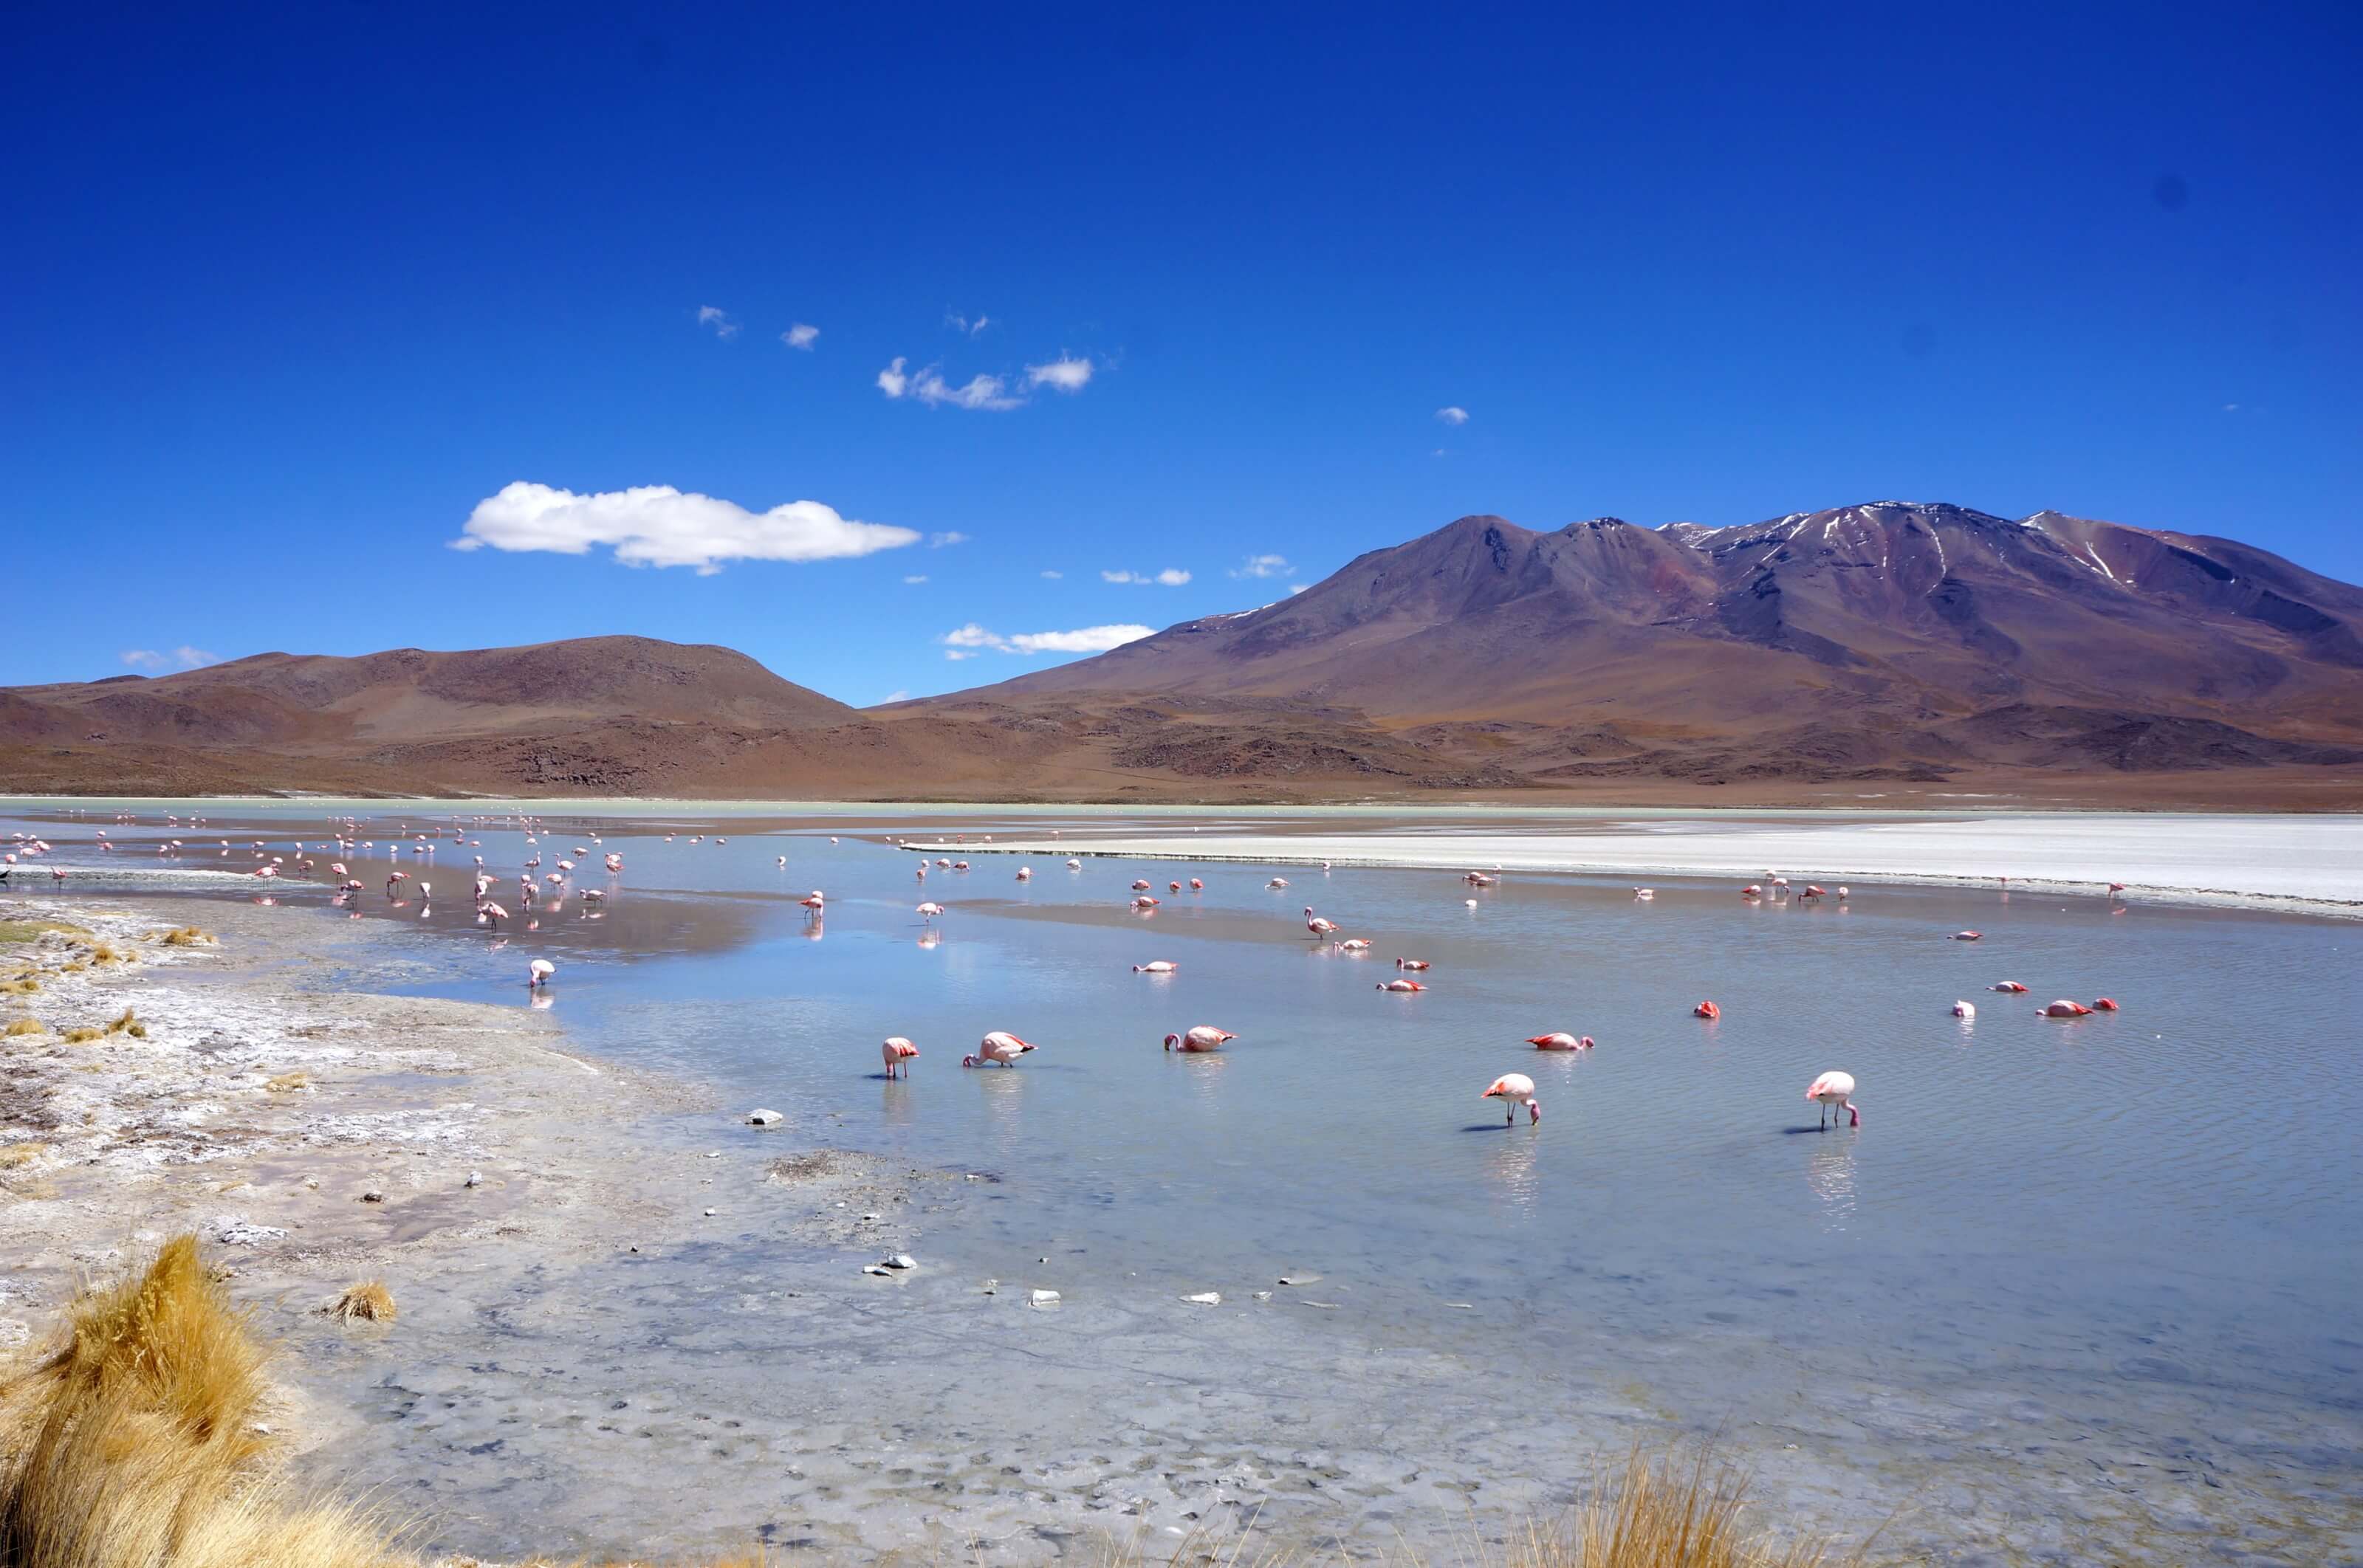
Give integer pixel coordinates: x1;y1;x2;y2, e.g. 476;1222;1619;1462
2040;999;2093;1018
1167;881;1182;893
528;959;555;988
1132;960;1179;974
1017;867;1033;881
1132;879;1153;891
1189;878;1203;890
1066;859;1083;870
1949;931;1982;941
778;856;788;868
1632;887;1654;900
2093;997;2120;1011
1465;873;1497;887
1131;895;1161;910
1805;1071;1859;1128
1304;908;1337;938
1164;1025;1235;1052
1952;1000;1976;1019
882;1036;919;1077
964;1031;1035;1068
479;901;510;931
250;865;275;880
916;901;945;920
801;891;826;916
1334;938;1372;953
1377;978;1427;993
1693;1000;1721;1019
385;871;408;896
1267;878;1290;890
1482;1073;1540;1124
1528;1033;1592;1051
1802;884;1825;900
1989;981;2028;993
1836;886;1851;899
1742;884;1762;898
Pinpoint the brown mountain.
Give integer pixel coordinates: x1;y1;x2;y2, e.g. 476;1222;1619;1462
4;506;2359;805
910;501;2363;796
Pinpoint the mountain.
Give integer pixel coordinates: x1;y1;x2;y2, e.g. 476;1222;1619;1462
4;508;2359;805
913;501;2363;793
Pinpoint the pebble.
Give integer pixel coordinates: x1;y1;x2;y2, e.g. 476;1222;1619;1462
702;1207;717;1217
981;1279;998;1294
884;1254;917;1270
748;1108;783;1127
862;1264;894;1277
1030;1289;1061;1307
463;1171;481;1189
360;1189;385;1203
1252;1290;1273;1302
1277;1273;1322;1286
1182;1292;1221;1306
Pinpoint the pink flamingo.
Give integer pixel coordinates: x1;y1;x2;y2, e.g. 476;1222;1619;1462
1528;1033;1592;1051
1132;895;1160;909
882;1036;919;1077
528;959;555;988
916;901;945;920
1990;981;2028;993
800;891;826;916
1133;960;1179;974
1164;1026;1235;1052
1189;878;1204;890
479;901;510;931
1132;879;1153;891
2040;999;2093;1018
1377;978;1427;993
1396;957;1431;970
1693;1000;1721;1019
2093;997;2120;1011
1483;1073;1540;1124
1805;1071;1859;1128
964;1031;1035;1068
1304;908;1337;938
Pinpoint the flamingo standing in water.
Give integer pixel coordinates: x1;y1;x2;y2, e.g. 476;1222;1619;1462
1528;1033;1592;1051
1305;908;1337;938
1693;1000;1721;1019
882;1036;919;1077
479;901;510;932
1806;1071;1859;1128
528;959;555;988
964;1031;1035;1068
1377;978;1427;993
1133;960;1178;974
2040;999;2094;1018
1396;957;1431;971
1482;1073;1540;1125
916;902;945;921
1952;1000;1976;1019
1164;1026;1235;1052
800;891;826;917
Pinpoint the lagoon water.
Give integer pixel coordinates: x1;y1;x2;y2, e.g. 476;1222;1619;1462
8;801;2360;1563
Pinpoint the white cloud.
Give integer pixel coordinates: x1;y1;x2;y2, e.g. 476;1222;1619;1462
1102;568;1190;586
903;574;929;584
697;306;740;340
1156;568;1190;585
782;323;819;350
882;689;910;702
928;531;970;548
1435;405;1469;425
122;647;216;671
1040;569;1063;580
947;312;991;337
939;622;1155;656
451;482;920;574
1026;356;1093;392
877;358;1023;410
1288;583;1312;595
1230;554;1292;579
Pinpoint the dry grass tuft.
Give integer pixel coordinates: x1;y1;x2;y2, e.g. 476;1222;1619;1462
263;1072;310;1093
59;1027;103;1045
324;1282;397;1325
103;1007;146;1039
4;1017;44;1037
2;975;41;996
0;1144;47;1170
0;921;83;945
160;926;218;948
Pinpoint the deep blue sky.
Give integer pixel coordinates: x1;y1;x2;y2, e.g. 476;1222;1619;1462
4;1;2357;703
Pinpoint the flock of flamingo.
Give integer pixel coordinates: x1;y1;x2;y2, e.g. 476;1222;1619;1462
24;811;2140;1137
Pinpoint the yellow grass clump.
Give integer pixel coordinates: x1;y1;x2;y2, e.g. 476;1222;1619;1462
59;1027;103;1045
106;1008;145;1039
4;976;44;995
0;1235;403;1567
160;927;217;948
263;1072;309;1093
323;1282;397;1324
0;1144;47;1171
4;1017;44;1037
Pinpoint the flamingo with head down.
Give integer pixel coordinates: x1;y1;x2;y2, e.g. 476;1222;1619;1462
1806;1071;1859;1128
1528;1033;1592;1051
964;1031;1035;1068
882;1036;919;1077
1164;1026;1235;1053
1483;1073;1540;1124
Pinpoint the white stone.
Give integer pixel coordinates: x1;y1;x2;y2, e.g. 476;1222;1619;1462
1182;1292;1221;1306
1030;1288;1061;1307
748;1109;783;1127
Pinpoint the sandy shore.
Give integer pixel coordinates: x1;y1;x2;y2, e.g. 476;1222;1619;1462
906;810;2363;914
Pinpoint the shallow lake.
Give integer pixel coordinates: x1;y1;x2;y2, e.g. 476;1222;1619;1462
7;800;2359;1564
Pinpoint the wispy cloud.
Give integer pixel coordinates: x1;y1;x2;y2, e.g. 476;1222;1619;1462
903;574;929;584
1026;356;1093;392
1288;584;1312;595
696;306;740;340
877;357;1023;410
1434;405;1469;425
1040;569;1063;580
928;531;970;548
120;646;219;672
781;323;819;350
1102;568;1191;586
1230;554;1292;579
451;482;919;574
940;622;1155;658
946;312;991;337
882;688;910;702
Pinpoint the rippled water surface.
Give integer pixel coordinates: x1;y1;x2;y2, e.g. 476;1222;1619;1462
9;800;2360;1562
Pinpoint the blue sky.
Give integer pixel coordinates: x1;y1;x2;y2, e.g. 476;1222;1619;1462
4;1;2357;704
